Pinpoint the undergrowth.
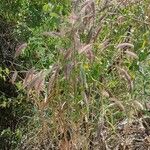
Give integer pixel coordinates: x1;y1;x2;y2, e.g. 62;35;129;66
1;0;150;149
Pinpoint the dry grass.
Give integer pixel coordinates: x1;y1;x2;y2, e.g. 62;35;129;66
17;0;150;149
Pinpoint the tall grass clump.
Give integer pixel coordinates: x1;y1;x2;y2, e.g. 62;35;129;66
15;0;150;149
